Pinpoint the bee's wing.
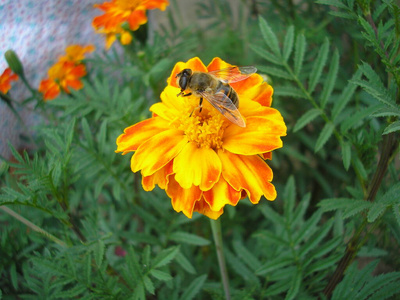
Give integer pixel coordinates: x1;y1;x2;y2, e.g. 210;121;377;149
199;91;246;127
207;66;257;83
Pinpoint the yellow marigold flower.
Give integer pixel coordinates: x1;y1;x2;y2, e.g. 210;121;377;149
0;68;18;94
92;0;169;47
39;61;87;101
116;57;287;219
59;44;95;63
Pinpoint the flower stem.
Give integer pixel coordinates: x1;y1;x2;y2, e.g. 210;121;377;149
210;218;231;300
0;206;67;247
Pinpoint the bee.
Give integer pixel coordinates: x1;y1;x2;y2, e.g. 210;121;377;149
175;66;257;127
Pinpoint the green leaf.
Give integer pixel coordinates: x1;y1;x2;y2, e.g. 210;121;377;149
169;232;210;246
254;230;288;246
351;63;396;109
298;219;334;258
319;198;362;212
232;240;261;271
315;122;334;152
320;49;339;108
257;65;292;80
175;251;196;274
259;16;281;56
250;45;282;65
368;203;387;223
340;104;382;132
307;253;342;273
285;269;302;300
284;176;296;221
315;0;349;9
150;269;172;281
371;106;400;117
93;240;105;267
283;26;295;62
340;139;351;170
65;118;76;150
81;118;94;149
393;205;400;229
293;209;323;245
294;34;306;76
256;257;294;275
383;120;400;134
343;201;372;219
97;120;108;153
332;69;362;120
179;274;207;300
143;276;155;294
275;86;307;99
293;108;322;132
308;38;330;94
153;246;179;268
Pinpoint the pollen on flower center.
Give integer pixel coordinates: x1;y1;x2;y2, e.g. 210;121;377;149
177;103;225;150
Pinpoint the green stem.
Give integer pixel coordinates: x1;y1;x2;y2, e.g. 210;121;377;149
210;218;231;300
0;206;67;247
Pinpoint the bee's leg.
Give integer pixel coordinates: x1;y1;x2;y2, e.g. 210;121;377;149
199;97;203;112
183;92;192;97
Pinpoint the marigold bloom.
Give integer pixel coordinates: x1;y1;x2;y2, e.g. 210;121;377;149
0;68;18;94
39;61;87;101
59;45;95;63
116;57;287;219
93;0;169;47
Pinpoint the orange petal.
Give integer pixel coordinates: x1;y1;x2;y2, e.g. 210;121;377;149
39;79;60;100
193;198;224;220
142;159;174;191
166;176;203;218
203;176;241;211
127;9;147;31
223;114;286;155
131;129;187;176
173;142;221;191
116;117;170;154
218;150;277;203
167;57;208;88
142;0;169;10
206;57;233;72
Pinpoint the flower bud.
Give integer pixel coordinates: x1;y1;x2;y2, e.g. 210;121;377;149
4;50;24;76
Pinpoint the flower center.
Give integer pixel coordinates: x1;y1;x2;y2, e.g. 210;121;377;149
177;98;226;150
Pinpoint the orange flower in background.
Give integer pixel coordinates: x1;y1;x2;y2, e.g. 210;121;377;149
59;45;95;63
0;68;18;94
116;57;287;219
39;44;94;101
39;61;87;100
93;0;169;48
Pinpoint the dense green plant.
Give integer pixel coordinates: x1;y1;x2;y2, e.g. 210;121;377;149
1;0;399;299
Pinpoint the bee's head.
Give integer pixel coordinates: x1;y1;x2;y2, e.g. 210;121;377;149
176;68;192;90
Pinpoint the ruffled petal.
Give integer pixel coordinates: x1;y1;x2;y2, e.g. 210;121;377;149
193;198;224;220
131;129;187;176
218;150;276;203
116;117;170;154
142;0;169;10
167;176;203;218
142;160;174;191
223;113;286;155
173;142;221;190
167;57;208;88
203;177;241;211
